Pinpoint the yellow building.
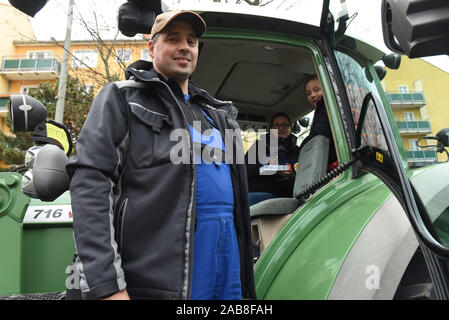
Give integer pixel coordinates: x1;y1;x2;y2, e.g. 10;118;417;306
0;1;149;111
384;56;449;167
7;39;148;94
0;3;36;134
1;36;148;117
1;38;149;123
0;2;149;169
0;38;148;164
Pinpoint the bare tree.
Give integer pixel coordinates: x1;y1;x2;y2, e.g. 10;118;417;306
10;0;298;90
69;1;147;90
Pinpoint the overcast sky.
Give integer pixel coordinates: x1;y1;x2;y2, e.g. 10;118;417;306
2;0;448;72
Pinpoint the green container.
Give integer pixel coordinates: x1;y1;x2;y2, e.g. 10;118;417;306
0;173;75;296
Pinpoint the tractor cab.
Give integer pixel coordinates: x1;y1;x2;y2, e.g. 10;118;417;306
2;0;449;300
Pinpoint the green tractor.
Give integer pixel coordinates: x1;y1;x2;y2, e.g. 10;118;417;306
2;0;449;299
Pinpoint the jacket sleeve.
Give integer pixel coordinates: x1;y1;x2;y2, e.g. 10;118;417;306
66;83;129;299
244;140;261;180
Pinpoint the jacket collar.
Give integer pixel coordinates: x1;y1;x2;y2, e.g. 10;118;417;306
125;60;160;81
125;60;237;118
126;60;207;100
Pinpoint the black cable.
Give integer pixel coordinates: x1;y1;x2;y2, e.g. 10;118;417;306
295;154;360;202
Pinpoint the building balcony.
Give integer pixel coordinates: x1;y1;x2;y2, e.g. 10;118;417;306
0;93;21;117
0;55;61;80
396;120;432;135
386;91;426;108
406;150;437;167
0;96;8;116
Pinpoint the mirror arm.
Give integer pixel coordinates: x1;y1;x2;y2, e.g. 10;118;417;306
417;136;449;162
418;136;439;145
335;15;349;40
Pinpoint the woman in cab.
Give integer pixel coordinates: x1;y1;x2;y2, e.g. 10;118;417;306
246;112;300;206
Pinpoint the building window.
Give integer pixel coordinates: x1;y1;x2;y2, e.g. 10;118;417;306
398;85;409;93
409;139;419;152
141;48;149;61
27;51;52;59
20;85;39;95
72;50;98;68
404;112;415;122
115;49;131;63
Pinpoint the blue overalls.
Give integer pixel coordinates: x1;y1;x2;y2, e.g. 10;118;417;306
184;95;242;300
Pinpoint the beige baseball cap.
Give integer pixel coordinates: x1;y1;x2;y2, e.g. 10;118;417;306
149;10;206;40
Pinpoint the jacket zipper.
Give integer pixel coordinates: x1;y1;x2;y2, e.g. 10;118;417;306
147;78;196;300
186;100;198;122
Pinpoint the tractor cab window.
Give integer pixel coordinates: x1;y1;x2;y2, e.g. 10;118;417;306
334;50;387;150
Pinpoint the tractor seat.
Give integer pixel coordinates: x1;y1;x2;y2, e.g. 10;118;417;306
250;135;330;259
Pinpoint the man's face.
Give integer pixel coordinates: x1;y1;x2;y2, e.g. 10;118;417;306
148;20;199;82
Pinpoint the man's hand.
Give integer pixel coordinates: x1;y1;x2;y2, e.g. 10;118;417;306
103;289;130;300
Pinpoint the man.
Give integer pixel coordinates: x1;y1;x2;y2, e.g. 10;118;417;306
66;10;256;300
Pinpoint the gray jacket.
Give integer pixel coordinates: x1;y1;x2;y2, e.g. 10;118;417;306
66;61;256;300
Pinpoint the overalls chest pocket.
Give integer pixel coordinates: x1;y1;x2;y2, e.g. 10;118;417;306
128;102;175;168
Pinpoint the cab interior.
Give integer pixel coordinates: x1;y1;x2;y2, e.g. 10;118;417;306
192;38;317;131
192;38;339;260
